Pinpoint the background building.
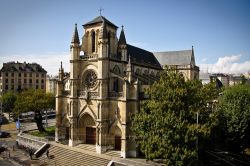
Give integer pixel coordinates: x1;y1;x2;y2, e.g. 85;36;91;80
0;61;47;95
46;75;58;94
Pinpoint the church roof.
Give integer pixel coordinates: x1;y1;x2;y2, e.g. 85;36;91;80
83;16;118;28
153;50;195;66
127;44;162;69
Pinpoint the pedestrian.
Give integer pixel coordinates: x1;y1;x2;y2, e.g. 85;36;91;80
29;149;33;160
46;149;49;158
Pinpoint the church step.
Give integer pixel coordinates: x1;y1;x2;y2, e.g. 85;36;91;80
39;144;110;166
105;150;121;157
75;143;96;152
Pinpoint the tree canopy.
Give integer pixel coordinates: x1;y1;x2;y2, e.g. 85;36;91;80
0;91;17;120
218;84;250;153
13;89;55;132
132;70;219;165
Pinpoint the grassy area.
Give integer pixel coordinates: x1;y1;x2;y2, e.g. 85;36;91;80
29;126;55;137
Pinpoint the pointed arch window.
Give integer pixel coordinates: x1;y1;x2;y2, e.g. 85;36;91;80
113;78;119;92
91;31;96;53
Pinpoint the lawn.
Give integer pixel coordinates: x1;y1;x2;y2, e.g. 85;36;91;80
29;126;55;138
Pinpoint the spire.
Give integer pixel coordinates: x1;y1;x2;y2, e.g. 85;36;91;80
118;25;126;45
71;24;80;44
59;61;64;81
99;20;107;39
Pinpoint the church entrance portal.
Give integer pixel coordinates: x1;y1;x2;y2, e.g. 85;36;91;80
79;113;96;144
86;127;96;144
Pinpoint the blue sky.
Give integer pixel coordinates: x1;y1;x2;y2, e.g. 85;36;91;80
0;0;250;75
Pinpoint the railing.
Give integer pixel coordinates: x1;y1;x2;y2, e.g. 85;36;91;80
78;90;99;99
109;92;123;98
62;90;70;96
81;53;98;60
16;133;50;158
16;133;48;150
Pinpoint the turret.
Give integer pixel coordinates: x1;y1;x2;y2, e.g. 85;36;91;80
70;24;80;61
98;21;109;58
58;61;64;81
118;26;127;61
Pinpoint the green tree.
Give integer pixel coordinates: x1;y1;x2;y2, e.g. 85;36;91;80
132;70;219;165
0;92;17;120
218;84;250;153
13;89;55;132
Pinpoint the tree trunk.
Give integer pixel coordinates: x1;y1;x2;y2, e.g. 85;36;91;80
34;111;45;132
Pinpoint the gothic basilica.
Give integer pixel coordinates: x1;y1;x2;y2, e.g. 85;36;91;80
55;15;199;158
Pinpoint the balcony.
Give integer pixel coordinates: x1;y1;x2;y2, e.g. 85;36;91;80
81;53;98;60
109;91;123;98
78;90;99;99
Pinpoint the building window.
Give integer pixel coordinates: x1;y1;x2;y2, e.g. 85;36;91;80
11;85;14;90
36;85;39;89
36;73;39;77
24;73;27;77
5;79;8;83
36;79;39;83
113;78;119;92
41;74;44;77
91;31;95;53
18;79;21;84
29;73;32;77
11;73;14;77
24;79;27;83
41;79;44;83
11;79;14;83
5;85;8;90
41;85;44;89
108;32;111;53
19;73;21;77
29;79;32;84
5;73;8;77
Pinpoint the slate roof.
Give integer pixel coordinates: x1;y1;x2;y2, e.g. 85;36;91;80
71;24;80;44
0;62;47;73
127;44;162;69
118;27;126;45
153;50;195;66
83;16;118;28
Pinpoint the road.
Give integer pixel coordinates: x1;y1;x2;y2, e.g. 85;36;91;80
21;118;56;131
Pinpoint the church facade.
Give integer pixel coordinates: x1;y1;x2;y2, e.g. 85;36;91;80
55;16;199;158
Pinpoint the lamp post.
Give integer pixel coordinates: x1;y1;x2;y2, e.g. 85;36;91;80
196;111;199;161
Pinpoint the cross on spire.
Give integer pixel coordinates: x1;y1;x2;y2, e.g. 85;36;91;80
98;7;104;16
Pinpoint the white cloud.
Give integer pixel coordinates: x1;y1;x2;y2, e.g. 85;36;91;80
201;58;207;62
0;52;70;76
199;54;250;74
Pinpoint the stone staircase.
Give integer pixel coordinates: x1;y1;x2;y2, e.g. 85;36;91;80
75;143;96;152
40;143;111;166
104;150;120;158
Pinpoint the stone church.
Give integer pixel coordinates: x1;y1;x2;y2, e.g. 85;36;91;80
55;15;199;158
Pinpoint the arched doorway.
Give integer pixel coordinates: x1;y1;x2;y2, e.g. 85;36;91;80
79;114;96;145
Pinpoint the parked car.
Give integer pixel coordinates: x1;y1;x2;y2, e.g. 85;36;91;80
0;131;10;138
0;144;8;153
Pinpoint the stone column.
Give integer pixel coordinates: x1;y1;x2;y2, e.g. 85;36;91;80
68;117;78;147
121;124;127;158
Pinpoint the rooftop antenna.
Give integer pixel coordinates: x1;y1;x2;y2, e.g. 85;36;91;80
98;7;104;16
